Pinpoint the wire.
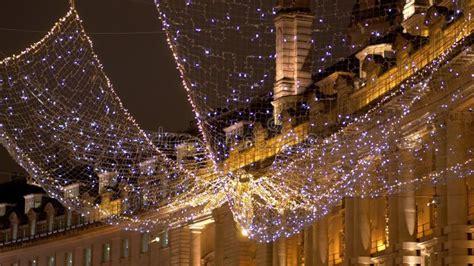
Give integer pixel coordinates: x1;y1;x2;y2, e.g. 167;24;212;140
0;27;164;35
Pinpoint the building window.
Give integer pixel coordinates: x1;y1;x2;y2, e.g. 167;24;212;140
47;216;54;232
65;251;73;266
64;183;80;199
161;230;169;248
24;196;35;213
11;223;18;240
30;219;36;236
141;233;150;253
48;256;55;266
66;210;72;227
102;243;111;262
83;247;92;266
79;215;85;224
122;238;130;258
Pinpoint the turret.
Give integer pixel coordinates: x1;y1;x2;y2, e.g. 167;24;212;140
272;0;314;125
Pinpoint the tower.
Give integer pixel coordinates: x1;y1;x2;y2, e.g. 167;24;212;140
272;0;314;124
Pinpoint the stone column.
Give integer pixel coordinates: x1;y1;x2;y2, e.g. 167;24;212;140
354;198;371;262
447;112;470;225
273;238;286;266
421;119;450;265
314;218;328;266
397;146;417;243
395;143;418;265
92;242;102;266
344;197;355;264
304;226;314;266
213;206;253;266
56;252;65;266
445;111;472;263
74;246;84;266
190;227;203;266
169;227;191;266
256;242;273;265
212;208;226;266
286;235;298;265
434;119;448;229
383;146;400;266
111;236;121;264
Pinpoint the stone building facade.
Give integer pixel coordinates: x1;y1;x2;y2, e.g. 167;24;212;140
0;0;474;265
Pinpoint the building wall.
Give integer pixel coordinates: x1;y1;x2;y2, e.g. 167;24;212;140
0;225;170;266
0;2;473;266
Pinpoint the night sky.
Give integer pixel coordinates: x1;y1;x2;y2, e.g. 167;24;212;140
0;0;194;181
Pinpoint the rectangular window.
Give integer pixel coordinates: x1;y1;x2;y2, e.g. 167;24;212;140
141;233;150;253
47;256;55;266
102;243;111;262
161;230;169;248
66;210;72;227
12;224;18;240
122;238;130;258
83;248;92;266
47;217;54;232
65;251;73;266
24;197;34;213
30;220;36;236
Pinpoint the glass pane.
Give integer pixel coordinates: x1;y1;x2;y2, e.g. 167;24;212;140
65;252;73;266
83;248;92;266
102;243;111;262
122;238;130;258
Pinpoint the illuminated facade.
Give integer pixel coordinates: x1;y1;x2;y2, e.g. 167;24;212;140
1;0;474;265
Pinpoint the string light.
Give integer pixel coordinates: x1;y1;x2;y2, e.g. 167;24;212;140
0;1;471;243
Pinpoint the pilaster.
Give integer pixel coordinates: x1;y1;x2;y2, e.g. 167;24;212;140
273;238;286;266
190;228;202;266
304;226;314;266
444;110;474;265
169;227;191;266
353;198;371;265
212;206;253;266
314;218;328;266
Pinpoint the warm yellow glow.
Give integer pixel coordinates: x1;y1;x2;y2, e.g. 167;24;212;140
376;241;386;252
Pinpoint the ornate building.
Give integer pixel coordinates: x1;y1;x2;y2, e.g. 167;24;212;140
0;0;473;265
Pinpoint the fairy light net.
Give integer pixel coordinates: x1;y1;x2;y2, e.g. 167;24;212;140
156;0;474;241
0;7;222;230
0;1;472;242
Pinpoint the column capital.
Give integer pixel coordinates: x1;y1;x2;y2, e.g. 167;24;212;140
189;226;204;233
396;138;421;155
398;124;430;152
189;217;214;233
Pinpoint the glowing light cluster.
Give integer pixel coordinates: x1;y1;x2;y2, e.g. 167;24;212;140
156;0;474;241
0;7;222;230
0;1;472;242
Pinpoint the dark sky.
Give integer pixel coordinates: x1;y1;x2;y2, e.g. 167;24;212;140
0;0;194;180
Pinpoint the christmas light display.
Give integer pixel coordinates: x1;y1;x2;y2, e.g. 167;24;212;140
155;0;474;242
0;1;472;242
0;7;223;230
